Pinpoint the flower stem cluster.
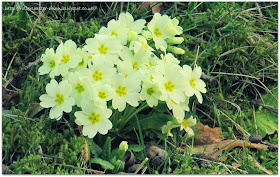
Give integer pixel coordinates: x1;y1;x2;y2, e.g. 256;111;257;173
39;12;206;138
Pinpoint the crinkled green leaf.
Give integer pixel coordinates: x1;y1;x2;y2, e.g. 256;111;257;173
256;86;278;137
123;113;173;133
128;144;145;152
86;137;102;157
101;136;111;161
90;158;114;170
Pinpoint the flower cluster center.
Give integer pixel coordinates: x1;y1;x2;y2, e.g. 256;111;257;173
92;70;103;82
88;112;100;125
164;81;175;92
54;94;65;106
75;83;85;93
154;28;162;37
116;86;127;97
132;61;138;70
111;31;118;37
98;44;108;54
181;119;190;129
147;87;154;96
61;54;70;64
190;79;196;89
141;41;148;50
49;60;56;68
98;91;107;99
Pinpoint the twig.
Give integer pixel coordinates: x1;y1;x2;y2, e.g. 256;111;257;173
193;156;248;174
201;72;218;84
19;47;43;66
251;100;277;114
4;52;18;80
193;46;200;67
217;109;250;137
141;166;148;174
248;154;272;174
36;153;65;160
255;2;263;17
4;58;41;88
134;157;148;174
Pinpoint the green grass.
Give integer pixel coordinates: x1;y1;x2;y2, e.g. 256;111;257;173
2;2;278;174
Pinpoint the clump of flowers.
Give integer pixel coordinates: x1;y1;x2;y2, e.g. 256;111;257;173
39;12;206;138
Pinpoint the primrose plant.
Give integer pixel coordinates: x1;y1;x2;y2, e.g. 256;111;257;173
38;12;207;139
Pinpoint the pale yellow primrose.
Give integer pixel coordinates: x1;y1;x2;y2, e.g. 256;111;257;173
74;99;112;138
39;79;75;120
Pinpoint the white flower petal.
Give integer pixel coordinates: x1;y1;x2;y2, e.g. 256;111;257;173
62;97;75;113
74;111;91;125
193;89;203;104
39;94;56;108
49;105;63;119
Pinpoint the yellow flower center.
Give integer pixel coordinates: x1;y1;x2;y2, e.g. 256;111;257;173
150;75;154;81
88;112;100;125
61;54;70;64
49;60;56;68
78;58;84;66
92;70;103;82
154;28;162;37
98;91;107;99
116;86;127;97
190;79;196;89
111;31;118;37
164;81;175;92
141;41;148;50
54;94;64;106
88;55;93;59
75;83;85;93
147;87;154;96
167;128;173;137
98;44;108;54
132;61;138;70
181;119;190;129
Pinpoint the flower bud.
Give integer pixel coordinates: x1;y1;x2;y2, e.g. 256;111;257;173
167;46;185;55
118;141;128;159
166;37;184;45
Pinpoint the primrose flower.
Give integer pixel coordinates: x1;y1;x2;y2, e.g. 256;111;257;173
81;60;116;84
118;46;150;72
180;116;196;137
111;73;141;112
56;40;82;77
147;13;183;51
166;97;190;122
70;47;92;72
90;82;114;106
38;48;60;78
140;80;161;107
39;79;75;120
129;35;154;54
158;64;186;104
181;65;207;104
84;34;122;65
75;99;112;138
65;71;91;107
119;12;146;41
99;19;129;45
161;120;180;137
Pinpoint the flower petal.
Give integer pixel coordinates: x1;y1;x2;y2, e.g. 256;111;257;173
49;105;63;119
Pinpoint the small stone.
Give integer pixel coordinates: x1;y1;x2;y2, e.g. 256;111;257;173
249;134;262;143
